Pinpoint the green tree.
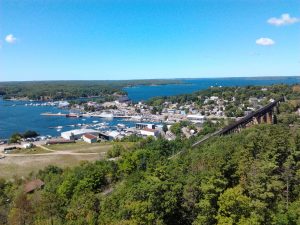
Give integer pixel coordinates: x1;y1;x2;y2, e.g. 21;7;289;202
216;185;253;225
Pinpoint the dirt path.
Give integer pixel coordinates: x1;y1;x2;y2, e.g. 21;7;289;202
37;144;56;152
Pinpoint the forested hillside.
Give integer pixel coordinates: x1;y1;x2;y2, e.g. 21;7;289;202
1;122;300;224
0;80;181;101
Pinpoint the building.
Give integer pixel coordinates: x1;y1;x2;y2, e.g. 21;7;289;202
61;129;100;140
23;143;33;149
58;101;70;108
24;179;44;194
108;131;122;140
116;96;131;104
82;133;98;143
136;123;156;130
140;128;159;137
187;114;206;124
249;97;259;107
210;96;219;101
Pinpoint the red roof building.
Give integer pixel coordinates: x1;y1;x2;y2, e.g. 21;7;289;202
24;179;45;193
83;133;98;143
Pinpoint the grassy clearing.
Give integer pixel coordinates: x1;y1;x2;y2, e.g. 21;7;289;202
292;85;300;92
0;154;103;179
0;141;136;179
45;141;112;152
45;141;135;153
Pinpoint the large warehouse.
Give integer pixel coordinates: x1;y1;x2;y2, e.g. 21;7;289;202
61;129;100;140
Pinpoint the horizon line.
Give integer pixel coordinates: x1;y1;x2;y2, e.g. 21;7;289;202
1;75;300;83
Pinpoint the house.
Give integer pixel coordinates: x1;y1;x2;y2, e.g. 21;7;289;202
58;101;70;108
83;133;98;143
187;114;206;124
24;179;44;194
23;143;33;149
210;96;219;101
167;109;176;114
249;97;259;107
116;96;131;104
140;128;159;137
136;123;156;130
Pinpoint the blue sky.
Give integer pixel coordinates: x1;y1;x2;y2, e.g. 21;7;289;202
0;0;299;81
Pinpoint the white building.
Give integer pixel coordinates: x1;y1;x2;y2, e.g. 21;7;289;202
58;101;70;108
140;128;159;137
210;96;219;101
108;131;122;140
187;114;206;124
61;129;100;140
23;143;33;149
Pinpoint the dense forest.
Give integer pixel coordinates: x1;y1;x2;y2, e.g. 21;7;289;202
1;123;300;224
0;80;182;101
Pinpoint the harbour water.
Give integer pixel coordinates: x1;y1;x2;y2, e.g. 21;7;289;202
1;77;300;138
0;100;136;139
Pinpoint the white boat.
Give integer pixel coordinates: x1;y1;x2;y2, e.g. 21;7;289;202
99;112;114;118
117;123;126;128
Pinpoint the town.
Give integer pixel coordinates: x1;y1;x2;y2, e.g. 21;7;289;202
2;85;295;156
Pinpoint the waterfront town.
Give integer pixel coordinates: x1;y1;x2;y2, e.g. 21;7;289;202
0;85;286;154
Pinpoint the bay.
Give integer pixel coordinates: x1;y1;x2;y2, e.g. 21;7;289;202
125;77;300;101
1;76;300;139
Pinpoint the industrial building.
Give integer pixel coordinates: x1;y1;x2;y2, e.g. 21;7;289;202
61;129;100;140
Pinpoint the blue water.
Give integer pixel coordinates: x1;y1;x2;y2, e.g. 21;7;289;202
1;76;300;138
0;100;135;139
125;77;300;101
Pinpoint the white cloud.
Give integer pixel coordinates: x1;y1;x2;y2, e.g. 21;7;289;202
267;13;299;26
256;37;275;46
5;34;17;44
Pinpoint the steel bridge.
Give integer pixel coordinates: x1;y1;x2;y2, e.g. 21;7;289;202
192;96;285;148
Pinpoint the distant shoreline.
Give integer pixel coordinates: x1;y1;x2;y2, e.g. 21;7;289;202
1;75;300;83
1;76;300;101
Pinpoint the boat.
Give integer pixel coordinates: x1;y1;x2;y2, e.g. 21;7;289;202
99;112;114;118
117;123;126;128
66;113;82;118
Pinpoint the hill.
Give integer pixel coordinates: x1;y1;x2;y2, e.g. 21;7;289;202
1;123;300;224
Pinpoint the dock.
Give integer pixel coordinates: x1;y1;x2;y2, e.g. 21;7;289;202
41;113;66;116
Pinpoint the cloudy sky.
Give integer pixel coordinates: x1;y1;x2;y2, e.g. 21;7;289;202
0;0;299;81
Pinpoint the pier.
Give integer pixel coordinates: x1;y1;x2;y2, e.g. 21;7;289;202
41;113;66;116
